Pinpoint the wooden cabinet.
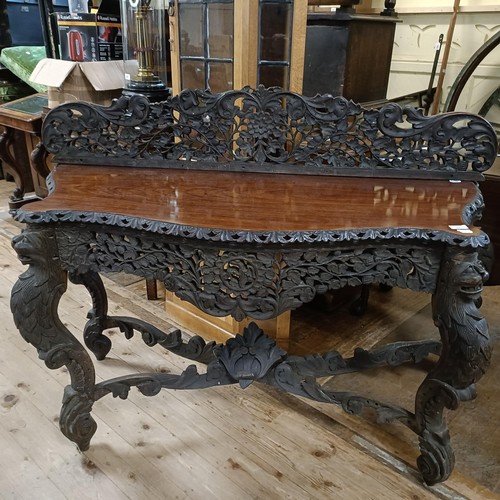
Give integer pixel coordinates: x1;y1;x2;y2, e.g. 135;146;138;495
480;157;500;285
303;12;398;102
169;0;308;95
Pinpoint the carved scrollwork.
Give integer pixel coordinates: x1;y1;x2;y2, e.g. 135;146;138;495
53;227;442;321
10;226;491;483
272;361;414;428
69;271;113;360
415;379;476;485
214;322;287;388
94;362;233;403
91;322;434;434
269;339;441;430
42;95;150;157
69;269;217;363
13;207;490;248
93;323;287;400
10;226;97;451
102;315;217;364
414;248;492;484
59;385;97;452
41;86;497;178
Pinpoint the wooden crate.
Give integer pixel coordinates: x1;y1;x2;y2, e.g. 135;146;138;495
165;290;291;346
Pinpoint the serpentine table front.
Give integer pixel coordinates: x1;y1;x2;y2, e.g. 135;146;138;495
9;87;497;485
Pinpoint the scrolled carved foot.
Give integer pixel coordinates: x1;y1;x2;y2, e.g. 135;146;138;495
60;386;97;451
415;249;492;483
12;227;99;450
69;271;114;361
415;378;477;484
417;430;454;485
84;320;112;361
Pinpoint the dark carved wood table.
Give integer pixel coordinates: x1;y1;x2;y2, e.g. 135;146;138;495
9;87;497;485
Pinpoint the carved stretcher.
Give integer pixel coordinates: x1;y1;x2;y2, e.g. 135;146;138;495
9;87;497;485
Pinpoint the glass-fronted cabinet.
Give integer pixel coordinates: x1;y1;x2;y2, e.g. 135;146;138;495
178;0;234;92
169;0;307;95
258;0;293;89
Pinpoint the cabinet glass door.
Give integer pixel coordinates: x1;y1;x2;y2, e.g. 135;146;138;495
178;0;234;91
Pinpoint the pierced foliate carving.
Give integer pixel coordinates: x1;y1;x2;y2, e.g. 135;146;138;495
11;84;495;487
42;87;497;178
54;227;442;321
11;224;491;485
13;206;490;248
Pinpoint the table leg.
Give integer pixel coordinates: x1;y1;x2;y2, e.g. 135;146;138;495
10;226;98;451
30;138;51;197
415;248;491;484
69;270;113;361
10;229;492;481
0;127;35;206
30;139;50;177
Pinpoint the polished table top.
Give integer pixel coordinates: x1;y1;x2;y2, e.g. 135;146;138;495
24;164;482;238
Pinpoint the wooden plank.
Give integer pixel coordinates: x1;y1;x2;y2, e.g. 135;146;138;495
169;1;182;96
165;290;291;344
0;367;134;500
0;377;67;500
233;0;258;89
0;318;193;499
289;0;308;93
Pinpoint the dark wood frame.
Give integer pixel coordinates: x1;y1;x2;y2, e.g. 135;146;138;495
10;87;497;485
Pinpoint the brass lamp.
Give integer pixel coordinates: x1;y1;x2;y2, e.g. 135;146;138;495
121;0;170;101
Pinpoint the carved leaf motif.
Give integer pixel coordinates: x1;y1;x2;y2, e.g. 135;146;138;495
214;322;287;388
41;87;497;177
54;228;442;320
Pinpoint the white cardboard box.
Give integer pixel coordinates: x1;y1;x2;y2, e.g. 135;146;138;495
30;58;124;108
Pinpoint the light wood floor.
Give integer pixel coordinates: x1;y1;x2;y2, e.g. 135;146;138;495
1;178;499;500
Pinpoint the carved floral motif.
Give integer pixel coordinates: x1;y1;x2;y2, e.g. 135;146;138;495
41;87;497;178
54;227;443;321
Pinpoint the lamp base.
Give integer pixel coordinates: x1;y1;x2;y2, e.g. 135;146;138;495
123;81;171;103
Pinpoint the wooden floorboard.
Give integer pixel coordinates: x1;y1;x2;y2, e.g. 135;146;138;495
1;179;499;499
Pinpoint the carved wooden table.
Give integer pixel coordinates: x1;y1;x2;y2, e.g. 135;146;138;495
0;93;50;207
10;88;497;485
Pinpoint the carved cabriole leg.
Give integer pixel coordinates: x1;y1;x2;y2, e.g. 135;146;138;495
69;271;113;361
67;270;217;364
10;225;97;451
416;247;491;485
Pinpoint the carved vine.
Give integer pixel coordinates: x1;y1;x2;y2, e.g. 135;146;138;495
13;207;490;249
52;226;443;321
41;87;498;178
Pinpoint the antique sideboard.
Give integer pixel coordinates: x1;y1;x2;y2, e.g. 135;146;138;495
9;87;497;485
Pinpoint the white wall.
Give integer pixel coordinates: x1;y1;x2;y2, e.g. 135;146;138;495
361;0;500;13
373;5;500;114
